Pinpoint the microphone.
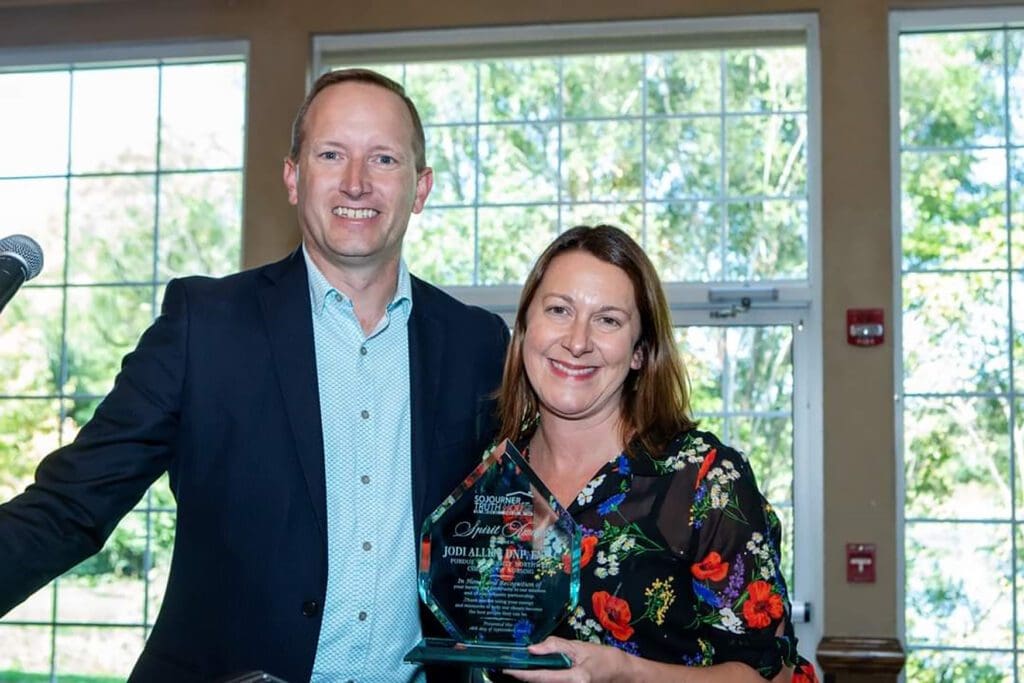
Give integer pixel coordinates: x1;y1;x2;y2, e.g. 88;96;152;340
0;234;44;314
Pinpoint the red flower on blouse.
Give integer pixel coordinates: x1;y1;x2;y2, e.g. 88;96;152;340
742;580;784;629
694;448;718;490
499;546;522;582
792;662;819;683
592;591;634;641
690;551;730;582
580;535;597;567
563;534;598;574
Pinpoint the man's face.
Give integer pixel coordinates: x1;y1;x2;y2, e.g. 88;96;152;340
283;81;432;278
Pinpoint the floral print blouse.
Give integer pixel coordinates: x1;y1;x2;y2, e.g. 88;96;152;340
537;428;817;682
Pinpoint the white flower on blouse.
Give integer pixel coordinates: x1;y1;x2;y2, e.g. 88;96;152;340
594;550;621;578
576;474;607;506
717;607;744;634
569;606;604;642
710;484;728;509
610;535;636;553
663;454;685;470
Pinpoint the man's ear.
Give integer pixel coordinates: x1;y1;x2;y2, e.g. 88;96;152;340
283;157;299;206
412;167;433;214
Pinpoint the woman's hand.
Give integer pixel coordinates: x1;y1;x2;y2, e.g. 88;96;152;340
500;635;792;682
501;636;630;683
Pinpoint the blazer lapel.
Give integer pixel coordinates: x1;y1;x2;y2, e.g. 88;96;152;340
408;277;444;532
258;250;327;537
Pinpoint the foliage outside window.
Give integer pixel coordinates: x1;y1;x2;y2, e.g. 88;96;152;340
344;50;808;288
0;55;245;680
899;23;1024;681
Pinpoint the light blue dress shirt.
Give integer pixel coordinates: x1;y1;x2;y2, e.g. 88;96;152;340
305;248;425;683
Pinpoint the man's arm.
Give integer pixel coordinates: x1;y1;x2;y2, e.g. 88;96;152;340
0;279;188;615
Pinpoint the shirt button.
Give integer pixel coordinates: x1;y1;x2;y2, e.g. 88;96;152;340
301;600;319;617
362;541;372;551
361;409;370;419
360;346;368;355
360;475;370;484
358;611;368;621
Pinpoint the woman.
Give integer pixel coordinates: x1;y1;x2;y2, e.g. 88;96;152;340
494;225;816;682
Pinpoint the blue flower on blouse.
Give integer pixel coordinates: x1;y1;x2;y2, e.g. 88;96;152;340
692;579;723;608
606;636;640;655
614;454;631;475
598;492;627;516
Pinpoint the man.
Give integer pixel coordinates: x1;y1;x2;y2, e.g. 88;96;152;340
0;69;510;682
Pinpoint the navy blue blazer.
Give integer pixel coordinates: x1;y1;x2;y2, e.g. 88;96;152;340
0;249;510;682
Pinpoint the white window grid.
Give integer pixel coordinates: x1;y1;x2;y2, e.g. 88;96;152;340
0;40;247;677
891;6;1024;677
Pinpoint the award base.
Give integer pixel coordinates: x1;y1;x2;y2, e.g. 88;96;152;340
404;638;572;670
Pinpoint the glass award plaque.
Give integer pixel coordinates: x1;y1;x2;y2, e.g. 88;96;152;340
405;440;580;670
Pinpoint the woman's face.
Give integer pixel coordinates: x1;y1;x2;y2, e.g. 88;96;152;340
522;250;643;427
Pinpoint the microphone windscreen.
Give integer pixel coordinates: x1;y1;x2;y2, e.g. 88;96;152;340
0;234;44;280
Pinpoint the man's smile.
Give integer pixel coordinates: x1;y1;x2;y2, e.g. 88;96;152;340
332;206;379;219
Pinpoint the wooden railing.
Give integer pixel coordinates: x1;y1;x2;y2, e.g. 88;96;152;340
816;636;905;682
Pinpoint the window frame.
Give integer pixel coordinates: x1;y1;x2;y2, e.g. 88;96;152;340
0;38;248;678
891;6;1024;675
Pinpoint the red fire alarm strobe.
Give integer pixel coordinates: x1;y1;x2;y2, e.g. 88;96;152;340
847;308;885;346
846;543;876;583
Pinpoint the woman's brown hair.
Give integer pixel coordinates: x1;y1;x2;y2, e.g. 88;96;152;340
495;224;696;457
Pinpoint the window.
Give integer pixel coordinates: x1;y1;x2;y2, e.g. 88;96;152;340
317;14;822;651
0;43;246;679
894;8;1024;680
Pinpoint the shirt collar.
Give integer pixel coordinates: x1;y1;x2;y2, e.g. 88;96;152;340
302;244;413;318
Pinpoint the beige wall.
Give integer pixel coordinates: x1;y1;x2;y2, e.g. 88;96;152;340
2;0;1016;667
